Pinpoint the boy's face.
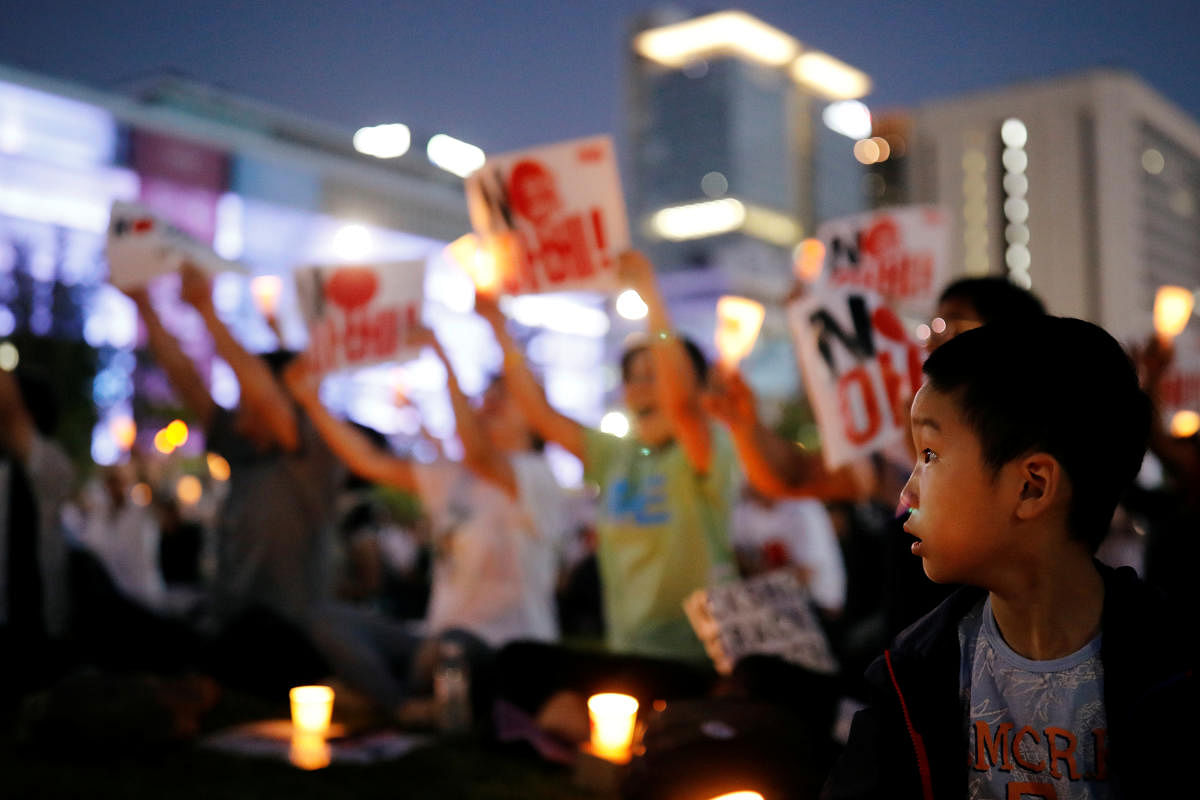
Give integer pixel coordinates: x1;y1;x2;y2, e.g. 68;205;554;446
900;384;1022;585
622;349;673;446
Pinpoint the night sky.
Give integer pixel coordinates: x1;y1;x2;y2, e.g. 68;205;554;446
3;0;1198;153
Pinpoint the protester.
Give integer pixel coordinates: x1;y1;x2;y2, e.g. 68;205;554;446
824;316;1193;799
0;366;74;692
284;324;569;722
125;265;341;691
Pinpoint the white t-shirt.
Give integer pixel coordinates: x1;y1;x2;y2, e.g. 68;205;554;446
415;453;567;647
731;495;846;613
76;483;167;612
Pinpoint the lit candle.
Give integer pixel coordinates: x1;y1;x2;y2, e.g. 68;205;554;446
288;731;331;770
1153;285;1194;342
708;792;764;800
250;275;284;318
714;295;766;369
289;685;335;736
446;232;502;295
1170;410;1200;438
793;238;826;283
587;692;639;763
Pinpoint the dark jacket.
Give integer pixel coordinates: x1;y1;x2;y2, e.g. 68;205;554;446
823;564;1195;799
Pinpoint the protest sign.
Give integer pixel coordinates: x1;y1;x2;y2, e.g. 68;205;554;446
105;201;241;289
294;260;425;373
815;205;949;318
683;570;838;677
464;135;629;295
788;284;924;469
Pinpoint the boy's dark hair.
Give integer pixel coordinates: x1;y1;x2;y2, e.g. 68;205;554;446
922;316;1149;551
620;336;708;386
938;277;1046;324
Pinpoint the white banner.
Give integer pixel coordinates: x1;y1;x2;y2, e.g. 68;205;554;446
815;204;949;318
464;135;629;295
294;261;425;373
105;201;241;289
788;284;925;469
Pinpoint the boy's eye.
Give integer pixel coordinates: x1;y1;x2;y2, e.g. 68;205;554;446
922;448;936;464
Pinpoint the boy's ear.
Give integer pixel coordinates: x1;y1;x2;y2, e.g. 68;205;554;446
1013;452;1062;521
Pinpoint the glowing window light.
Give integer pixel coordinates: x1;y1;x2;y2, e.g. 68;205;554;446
633;11;799;68
0;79;118;167
615;289;649;320
742;204;801;246
427;134;485;178
791;51;872;100
505;296;611;338
823;100;872;140
1000;118;1028;149
650;198;745;241
330;223;373;261
214;192;244;260
1001;148;1027;174
206;452;231;482
700;171;729;198
1170;410;1200;438
600;411;631;438
1142;148;1165;175
176;475;203;506
0;341;18;371
853;138;880;165
915;324;931;341
353;123;412;159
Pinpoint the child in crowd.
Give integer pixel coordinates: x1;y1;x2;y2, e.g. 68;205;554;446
824;316;1194;799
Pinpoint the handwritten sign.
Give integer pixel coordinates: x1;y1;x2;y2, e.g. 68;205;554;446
683;570;838;676
464;135;629;296
815;205;949;318
294;260;425;373
788;284;924;469
105;201;241;289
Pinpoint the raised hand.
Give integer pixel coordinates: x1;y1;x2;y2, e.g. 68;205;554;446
179;262;214;311
282;353;322;406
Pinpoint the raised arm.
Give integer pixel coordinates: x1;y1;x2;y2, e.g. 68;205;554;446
282;355;417;491
419;326;518;498
475;292;585;460
124;285;217;430
179;263;298;451
706;368;875;502
619;250;712;473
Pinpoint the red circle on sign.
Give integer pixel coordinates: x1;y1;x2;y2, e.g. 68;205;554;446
326;267;378;311
872;306;908;343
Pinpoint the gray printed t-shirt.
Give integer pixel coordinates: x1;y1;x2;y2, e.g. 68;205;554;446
959;597;1109;800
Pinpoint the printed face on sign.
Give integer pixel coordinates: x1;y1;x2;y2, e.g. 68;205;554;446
463;136;630;296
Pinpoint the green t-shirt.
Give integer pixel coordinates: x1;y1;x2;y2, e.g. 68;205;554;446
583;425;739;662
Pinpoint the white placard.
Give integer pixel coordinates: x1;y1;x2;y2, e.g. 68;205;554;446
464;135;629;295
105;201;241;289
294;260;425;373
815;204;950;318
788;284;925;469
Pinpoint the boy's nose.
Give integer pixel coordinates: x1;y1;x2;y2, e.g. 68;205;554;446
898;474;918;514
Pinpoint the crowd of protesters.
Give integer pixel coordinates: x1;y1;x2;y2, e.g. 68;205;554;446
0;241;1195;796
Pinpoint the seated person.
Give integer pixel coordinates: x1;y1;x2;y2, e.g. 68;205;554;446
825;317;1194;799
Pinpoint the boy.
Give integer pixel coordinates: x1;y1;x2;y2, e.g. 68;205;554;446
824;316;1194;799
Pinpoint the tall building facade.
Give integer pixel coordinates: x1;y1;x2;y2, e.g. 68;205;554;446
623;9;872;401
887;68;1200;341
